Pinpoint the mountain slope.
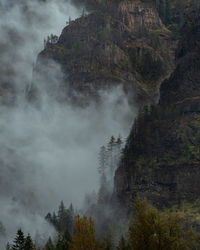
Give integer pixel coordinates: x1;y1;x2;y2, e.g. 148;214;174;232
114;11;200;209
30;0;175;106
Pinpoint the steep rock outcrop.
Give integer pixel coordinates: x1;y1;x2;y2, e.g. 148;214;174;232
31;0;175;106
160;15;200;106
114;11;200;209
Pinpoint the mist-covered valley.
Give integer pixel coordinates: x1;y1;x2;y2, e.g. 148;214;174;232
1;0;200;249
0;0;136;247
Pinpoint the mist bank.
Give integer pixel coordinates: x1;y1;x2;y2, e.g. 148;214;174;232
0;85;134;246
0;0;81;98
0;0;137;246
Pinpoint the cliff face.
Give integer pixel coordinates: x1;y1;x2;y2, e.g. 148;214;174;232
31;0;175;106
160;15;200;106
114;12;200;209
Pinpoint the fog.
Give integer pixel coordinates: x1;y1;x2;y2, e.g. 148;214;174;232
0;0;81;94
0;0;136;247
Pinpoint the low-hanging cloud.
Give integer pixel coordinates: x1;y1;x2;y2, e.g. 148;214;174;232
0;0;81;93
0;0;137;248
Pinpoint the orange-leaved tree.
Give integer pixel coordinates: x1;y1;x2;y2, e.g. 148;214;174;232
69;214;101;250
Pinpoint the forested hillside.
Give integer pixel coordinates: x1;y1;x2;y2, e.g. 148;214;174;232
30;0;175;106
0;0;200;249
114;7;200;209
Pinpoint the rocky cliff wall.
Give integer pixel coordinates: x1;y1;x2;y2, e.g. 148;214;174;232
31;0;175;106
114;12;200;209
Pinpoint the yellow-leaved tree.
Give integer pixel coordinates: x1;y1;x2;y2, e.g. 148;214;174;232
128;197;197;250
69;215;101;250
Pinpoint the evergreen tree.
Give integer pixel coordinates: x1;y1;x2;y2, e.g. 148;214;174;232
117;236;129;250
63;229;72;248
44;38;47;48
58;201;65;231
69;203;74;216
6;243;11;250
45;211;58;231
56;234;66;250
98;173;110;204
68;204;74;234
115;135;123;166
56;230;72;250
52;212;58;228
103;231;115;250
57;201;73;234
107;136;116;175
116;135;123;150
24;234;35;250
45;212;52;222
108;136;115;149
43;237;55;250
58;201;65;221
98;145;108;174
12;229;25;250
46;202;74;234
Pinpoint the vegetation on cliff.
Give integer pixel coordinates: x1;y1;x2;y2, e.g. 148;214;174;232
7;198;200;249
32;0;175;106
2;0;200;249
114;9;200;208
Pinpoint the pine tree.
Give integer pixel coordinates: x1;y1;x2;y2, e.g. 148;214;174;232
56;234;66;250
98;173;110;204
46;211;58;231
6;243;11;250
56;230;72;250
64;229;72;248
117;236;129;250
44;38;47;48
103;231;115;250
115;135;123;166
45;202;74;234
52;212;58;228
98;145;107;174
24;234;35;250
68;204;74;234
58;201;65;219
108;136;115;149
57;201;73;233
116;135;123;149
69;203;74;216
43;237;55;250
107;136;116;175
12;229;25;250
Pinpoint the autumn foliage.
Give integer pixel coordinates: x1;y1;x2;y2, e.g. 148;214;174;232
128;197;197;250
69;215;100;250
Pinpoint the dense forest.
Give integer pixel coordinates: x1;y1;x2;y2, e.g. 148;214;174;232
6;198;200;249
